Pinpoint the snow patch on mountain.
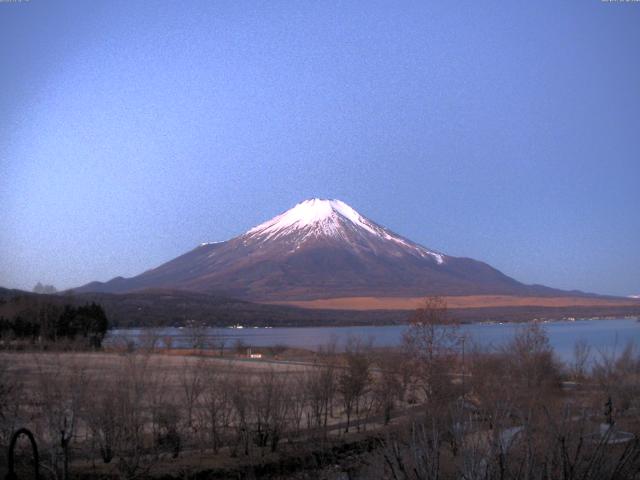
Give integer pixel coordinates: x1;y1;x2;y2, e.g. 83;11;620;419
200;241;222;246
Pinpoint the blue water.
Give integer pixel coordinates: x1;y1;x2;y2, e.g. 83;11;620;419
107;318;640;363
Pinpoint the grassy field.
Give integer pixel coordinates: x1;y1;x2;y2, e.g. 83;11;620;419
268;294;640;310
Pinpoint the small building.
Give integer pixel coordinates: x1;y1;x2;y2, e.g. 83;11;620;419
247;348;262;359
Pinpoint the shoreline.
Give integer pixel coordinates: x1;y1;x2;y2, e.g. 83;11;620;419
107;314;640;331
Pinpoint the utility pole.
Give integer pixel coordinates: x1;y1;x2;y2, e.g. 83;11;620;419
605;396;613;425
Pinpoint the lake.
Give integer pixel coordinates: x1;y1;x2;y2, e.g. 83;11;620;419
107;317;640;363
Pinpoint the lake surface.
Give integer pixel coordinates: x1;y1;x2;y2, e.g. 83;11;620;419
107;318;640;363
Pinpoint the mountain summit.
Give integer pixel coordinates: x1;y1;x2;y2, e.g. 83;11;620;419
243;198;444;264
76;198;569;300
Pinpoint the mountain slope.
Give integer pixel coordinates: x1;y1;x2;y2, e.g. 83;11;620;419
75;198;585;301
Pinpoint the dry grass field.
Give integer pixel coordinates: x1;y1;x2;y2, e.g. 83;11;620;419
0;350;314;400
0;347;419;479
268;294;640;311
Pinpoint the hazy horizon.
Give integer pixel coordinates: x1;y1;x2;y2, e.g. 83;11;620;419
1;1;639;296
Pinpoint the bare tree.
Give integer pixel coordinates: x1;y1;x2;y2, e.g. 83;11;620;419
592;341;640;418
153;402;181;458
501;323;562;412
403;297;462;410
338;337;372;433
180;357;205;437
145;356;179;458
287;373;308;439
305;342;338;437
469;348;516;431
403;297;460;361
185;321;208;351
139;329;161;352
382;421;443;480
570;338;591;381
200;365;234;453
33;354;87;480
372;351;406;425
162;335;174;351
229;375;251;456
251;368;289;453
110;352;155;479
85;375;119;464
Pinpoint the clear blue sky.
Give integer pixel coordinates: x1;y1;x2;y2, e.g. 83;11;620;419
1;1;639;296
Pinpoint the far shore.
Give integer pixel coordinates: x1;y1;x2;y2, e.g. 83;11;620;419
107;314;640;331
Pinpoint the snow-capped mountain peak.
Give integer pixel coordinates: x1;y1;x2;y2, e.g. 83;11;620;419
244;198;444;263
246;198;374;237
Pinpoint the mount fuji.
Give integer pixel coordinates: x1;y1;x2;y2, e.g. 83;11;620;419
76;198;578;301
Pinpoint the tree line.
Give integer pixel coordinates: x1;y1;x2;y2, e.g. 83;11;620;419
0;297;109;348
